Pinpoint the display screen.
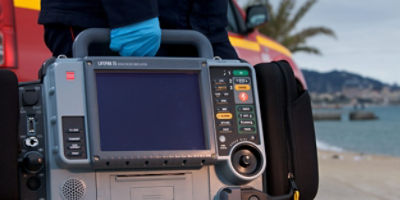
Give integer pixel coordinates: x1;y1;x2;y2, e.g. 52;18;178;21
95;71;206;151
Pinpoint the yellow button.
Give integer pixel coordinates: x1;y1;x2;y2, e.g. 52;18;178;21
235;84;251;91
216;113;233;120
215;85;228;91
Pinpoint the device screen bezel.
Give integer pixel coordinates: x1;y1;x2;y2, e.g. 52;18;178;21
84;57;216;168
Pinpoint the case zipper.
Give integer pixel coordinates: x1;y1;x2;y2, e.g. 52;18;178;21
289;173;300;200
277;62;299;200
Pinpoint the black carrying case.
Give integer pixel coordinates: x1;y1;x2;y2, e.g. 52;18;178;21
0;70;20;199
255;60;319;200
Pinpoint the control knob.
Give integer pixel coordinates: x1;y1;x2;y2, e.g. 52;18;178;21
23;152;44;173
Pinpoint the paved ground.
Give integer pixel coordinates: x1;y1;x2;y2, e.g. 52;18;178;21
315;151;400;200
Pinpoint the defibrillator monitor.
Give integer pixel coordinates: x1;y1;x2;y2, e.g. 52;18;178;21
36;56;266;199
43;56;265;173
16;30;269;200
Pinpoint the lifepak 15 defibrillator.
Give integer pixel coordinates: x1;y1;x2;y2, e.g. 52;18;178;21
17;29;267;200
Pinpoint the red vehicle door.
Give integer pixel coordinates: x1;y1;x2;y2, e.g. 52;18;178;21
227;0;306;87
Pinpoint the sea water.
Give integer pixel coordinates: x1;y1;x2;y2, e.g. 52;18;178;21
314;106;400;157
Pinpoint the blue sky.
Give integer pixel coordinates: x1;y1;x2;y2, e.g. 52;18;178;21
238;0;400;85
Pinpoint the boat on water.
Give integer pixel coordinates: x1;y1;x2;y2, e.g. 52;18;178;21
313;112;342;121
349;110;378;120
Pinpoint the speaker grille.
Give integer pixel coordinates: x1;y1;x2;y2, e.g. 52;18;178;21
60;178;86;200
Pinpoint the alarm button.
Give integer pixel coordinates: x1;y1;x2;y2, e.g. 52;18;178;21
216;113;233;120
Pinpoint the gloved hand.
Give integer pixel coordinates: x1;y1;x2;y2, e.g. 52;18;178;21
110;17;161;56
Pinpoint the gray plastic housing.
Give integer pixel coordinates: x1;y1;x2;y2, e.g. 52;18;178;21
42;59;91;168
41;56;266;199
207;59;266;184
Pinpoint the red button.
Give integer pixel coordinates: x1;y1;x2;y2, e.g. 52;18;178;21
239;92;248;102
66;72;75;80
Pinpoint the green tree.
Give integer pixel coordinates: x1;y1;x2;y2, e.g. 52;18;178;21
249;0;336;55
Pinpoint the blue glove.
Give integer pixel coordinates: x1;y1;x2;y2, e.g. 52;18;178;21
110;17;161;56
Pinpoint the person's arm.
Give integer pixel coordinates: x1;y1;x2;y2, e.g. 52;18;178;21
101;0;161;56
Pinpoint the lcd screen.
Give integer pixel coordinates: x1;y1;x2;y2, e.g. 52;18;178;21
95;71;206;151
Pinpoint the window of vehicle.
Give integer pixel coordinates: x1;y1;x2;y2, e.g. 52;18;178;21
227;1;239;33
227;0;248;35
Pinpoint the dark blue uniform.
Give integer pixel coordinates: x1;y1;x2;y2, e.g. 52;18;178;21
38;0;238;59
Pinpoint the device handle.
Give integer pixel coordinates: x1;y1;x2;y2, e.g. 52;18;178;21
72;28;214;58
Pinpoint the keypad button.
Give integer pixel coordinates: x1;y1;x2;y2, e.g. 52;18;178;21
217;107;230;112
239;120;254;125
218;127;233;133
214;92;222;98
67;137;81;142
217;99;229;104
237;106;253;112
214;79;226;84
239;113;253;119
219;135;226;143
215;85;227;91
241;127;255;132
233;70;249;76
238;92;249;102
68;144;81;150
66;128;80;133
235;78;250;84
216;113;233;120
218;121;232;126
234;84;251;91
68;151;81;156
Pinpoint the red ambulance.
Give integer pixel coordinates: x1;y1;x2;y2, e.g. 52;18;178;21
1;0;305;86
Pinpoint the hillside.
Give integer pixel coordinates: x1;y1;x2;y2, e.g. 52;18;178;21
302;69;399;94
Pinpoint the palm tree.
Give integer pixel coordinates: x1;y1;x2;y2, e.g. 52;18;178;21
249;0;336;55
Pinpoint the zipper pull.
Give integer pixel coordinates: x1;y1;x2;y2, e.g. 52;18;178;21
288;173;300;200
293;190;300;200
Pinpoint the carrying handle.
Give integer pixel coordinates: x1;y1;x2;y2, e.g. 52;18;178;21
72;28;214;58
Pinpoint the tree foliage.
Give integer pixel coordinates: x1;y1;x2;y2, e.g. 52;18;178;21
248;0;336;55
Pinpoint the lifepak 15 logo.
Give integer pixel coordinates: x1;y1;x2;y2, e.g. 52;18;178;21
97;60;148;67
97;61;116;66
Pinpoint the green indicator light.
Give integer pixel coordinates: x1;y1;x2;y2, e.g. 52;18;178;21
233;70;249;76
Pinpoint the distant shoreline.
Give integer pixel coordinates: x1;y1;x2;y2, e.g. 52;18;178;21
312;104;400;110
